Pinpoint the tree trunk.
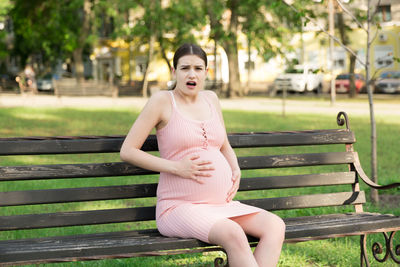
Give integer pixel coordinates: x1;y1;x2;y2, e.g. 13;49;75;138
328;0;336;105
205;0;222;93
141;34;155;98
366;0;379;203
336;10;358;98
158;37;172;79
213;38;218;89
224;40;241;97
73;49;85;84
246;37;251;95
74;0;92;84
348;54;357;98
224;0;242;98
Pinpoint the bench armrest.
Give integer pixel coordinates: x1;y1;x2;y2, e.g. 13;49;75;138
353;152;400;190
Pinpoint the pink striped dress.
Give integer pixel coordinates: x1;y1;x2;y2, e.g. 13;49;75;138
155;91;262;243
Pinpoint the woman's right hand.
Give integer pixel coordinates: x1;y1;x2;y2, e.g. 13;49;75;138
174;154;214;183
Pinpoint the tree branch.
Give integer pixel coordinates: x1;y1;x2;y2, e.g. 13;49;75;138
367;0;382;47
282;0;366;67
335;0;366;32
371;53;394;79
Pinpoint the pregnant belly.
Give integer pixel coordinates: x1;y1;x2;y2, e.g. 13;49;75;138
194;149;233;203
158;149;233;204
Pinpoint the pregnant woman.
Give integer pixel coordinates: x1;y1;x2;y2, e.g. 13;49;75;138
120;43;285;267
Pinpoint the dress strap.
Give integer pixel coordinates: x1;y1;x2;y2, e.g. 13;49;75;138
201;91;215;115
168;91;177;108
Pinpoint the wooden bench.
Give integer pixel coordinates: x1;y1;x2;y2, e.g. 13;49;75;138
53;78;116;97
1;111;399;266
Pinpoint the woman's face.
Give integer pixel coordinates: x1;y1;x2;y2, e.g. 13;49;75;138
173;55;207;96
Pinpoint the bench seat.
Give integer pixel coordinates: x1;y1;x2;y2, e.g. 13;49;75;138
1;212;400;265
1;112;400;266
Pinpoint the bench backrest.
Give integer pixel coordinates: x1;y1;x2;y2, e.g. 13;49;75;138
0;121;363;238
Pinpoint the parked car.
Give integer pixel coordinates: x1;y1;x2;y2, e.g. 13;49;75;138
334;73;365;94
36;73;55;91
0;73;19;91
375;71;400;94
273;65;324;94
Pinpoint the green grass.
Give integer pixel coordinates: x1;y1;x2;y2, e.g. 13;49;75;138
1;104;400;266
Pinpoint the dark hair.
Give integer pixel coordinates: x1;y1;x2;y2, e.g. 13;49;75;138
173;43;207;69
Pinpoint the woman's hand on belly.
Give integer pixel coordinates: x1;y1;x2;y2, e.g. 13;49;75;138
173;154;215;184
226;168;241;202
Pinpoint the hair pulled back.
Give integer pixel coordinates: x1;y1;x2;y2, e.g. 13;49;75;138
169;43;207;90
173;43;207;69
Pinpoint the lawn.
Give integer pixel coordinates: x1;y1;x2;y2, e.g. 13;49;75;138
0;104;399;267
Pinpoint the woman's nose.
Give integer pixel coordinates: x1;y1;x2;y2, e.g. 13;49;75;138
188;68;195;77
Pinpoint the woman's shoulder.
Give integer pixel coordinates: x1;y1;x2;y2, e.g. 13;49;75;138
147;90;171;106
140;90;172;117
202;90;219;103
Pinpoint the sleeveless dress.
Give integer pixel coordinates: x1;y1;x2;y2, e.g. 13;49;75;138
155;91;262;243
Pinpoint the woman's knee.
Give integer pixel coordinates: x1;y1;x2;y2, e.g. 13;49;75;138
274;215;286;240
208;219;249;249
270;215;286;243
259;211;286;241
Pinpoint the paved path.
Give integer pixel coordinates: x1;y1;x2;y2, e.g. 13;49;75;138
0;93;399;117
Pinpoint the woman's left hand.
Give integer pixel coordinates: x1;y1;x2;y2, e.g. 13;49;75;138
226;169;241;202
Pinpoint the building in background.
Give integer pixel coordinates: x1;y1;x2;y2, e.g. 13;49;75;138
2;1;398;95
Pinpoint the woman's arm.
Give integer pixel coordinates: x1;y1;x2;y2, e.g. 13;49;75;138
120;91;214;183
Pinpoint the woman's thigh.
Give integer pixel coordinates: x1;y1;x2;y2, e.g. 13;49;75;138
231;211;285;239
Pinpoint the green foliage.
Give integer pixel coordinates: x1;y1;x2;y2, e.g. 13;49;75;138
9;0;114;67
5;0;332;77
0;1;12;59
0;0;12;18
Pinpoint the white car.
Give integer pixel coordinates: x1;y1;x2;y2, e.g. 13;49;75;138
37;73;54;91
375;71;400;94
273;65;324;94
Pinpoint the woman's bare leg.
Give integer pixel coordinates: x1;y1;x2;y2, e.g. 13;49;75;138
208;218;258;267
232;211;285;267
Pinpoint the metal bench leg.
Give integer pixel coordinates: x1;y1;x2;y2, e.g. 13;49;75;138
360;234;371;267
371;231;400;264
361;231;400;266
214;250;228;267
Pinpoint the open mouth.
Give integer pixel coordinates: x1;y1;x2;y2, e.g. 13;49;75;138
186;81;197;87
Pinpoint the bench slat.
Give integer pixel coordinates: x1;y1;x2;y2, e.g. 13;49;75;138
1;212;398;265
231;130;355;148
239;151;354;169
0;130;355;155
0;192;364;231
0;152;355;181
239;171;356;191
0;184;158;206
0;207;156;231
241;191;365;211
0;162;156;181
0;172;356;206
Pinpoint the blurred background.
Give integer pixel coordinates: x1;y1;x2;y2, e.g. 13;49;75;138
0;0;399;99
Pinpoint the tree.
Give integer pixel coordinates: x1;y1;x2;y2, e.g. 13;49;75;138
205;0;301;97
241;1;301;95
0;0;13;61
132;0;160;97
161;0;205;78
284;0;383;203
112;0;301;98
112;0;205;96
10;0;110;82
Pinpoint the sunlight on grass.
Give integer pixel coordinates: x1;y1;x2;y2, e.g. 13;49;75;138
1;105;400;266
11;111;59;121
